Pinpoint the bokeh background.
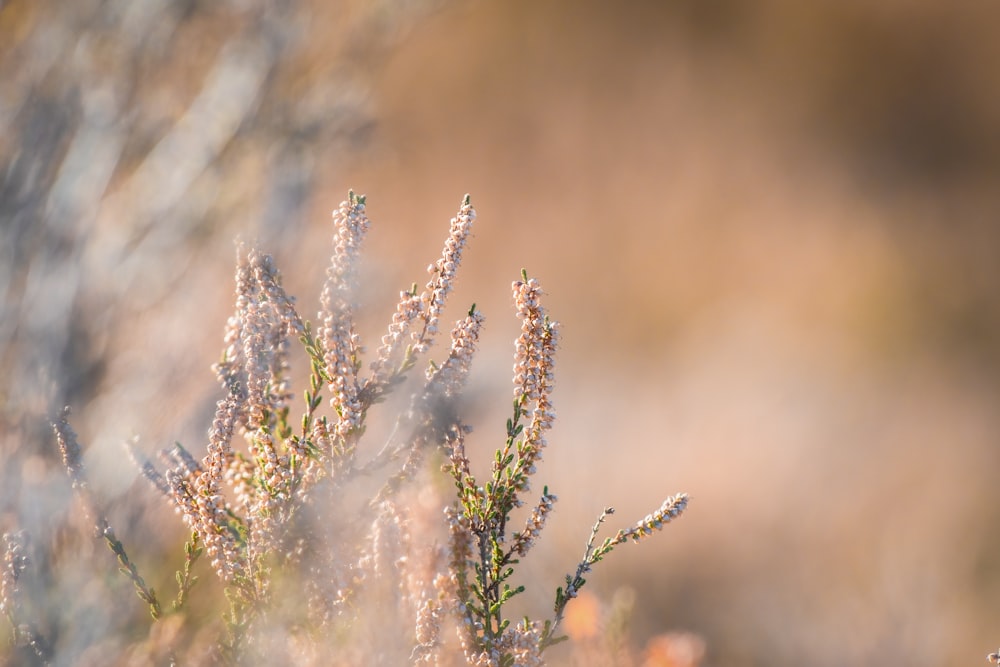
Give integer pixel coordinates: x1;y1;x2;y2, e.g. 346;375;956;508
3;0;1000;665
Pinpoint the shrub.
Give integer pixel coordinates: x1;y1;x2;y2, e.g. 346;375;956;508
9;192;688;665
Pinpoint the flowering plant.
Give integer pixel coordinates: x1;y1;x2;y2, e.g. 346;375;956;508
15;192;689;665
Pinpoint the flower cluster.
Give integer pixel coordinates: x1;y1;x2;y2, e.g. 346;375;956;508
426;309;485;395
319;193;370;439
156;396;242;583
511;275;559;495
615;493;690;544
372;287;423;384
510;491;558;558
52;408;93;522
419;196;476;347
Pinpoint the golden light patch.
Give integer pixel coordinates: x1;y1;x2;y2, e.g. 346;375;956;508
563;589;602;641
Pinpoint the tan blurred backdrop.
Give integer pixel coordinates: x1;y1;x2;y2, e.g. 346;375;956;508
3;1;1000;665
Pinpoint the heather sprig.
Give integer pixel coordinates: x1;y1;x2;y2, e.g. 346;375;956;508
442;272;562;662
445;271;688;664
540;494;689;651
52;409;164;620
318;192;369;444
173;532;204;613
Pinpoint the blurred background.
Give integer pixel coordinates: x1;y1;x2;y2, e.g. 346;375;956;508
3;0;1000;664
